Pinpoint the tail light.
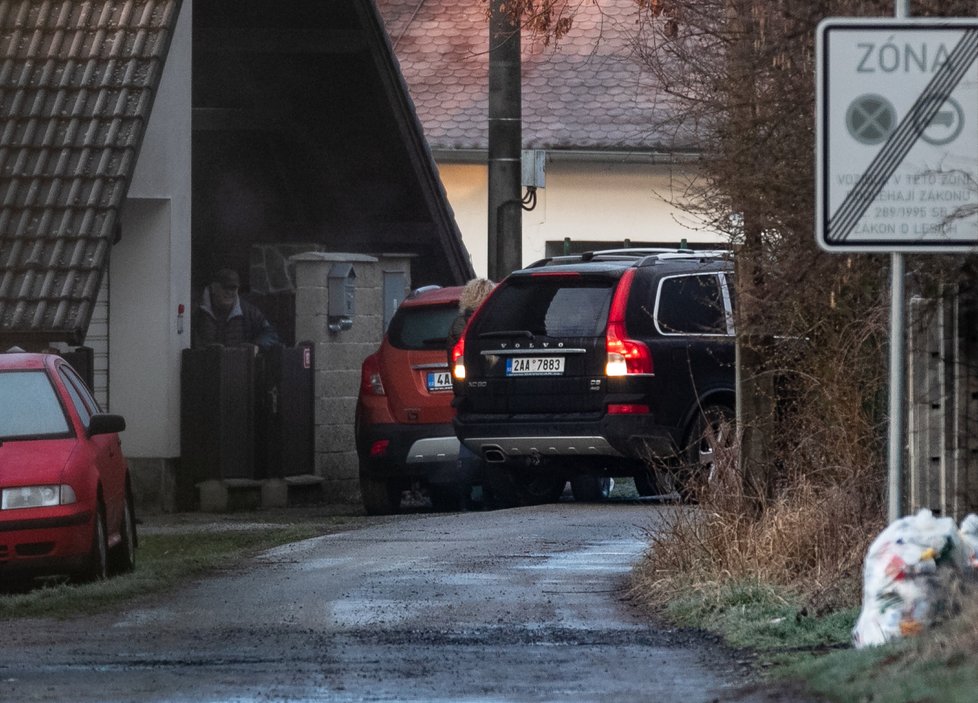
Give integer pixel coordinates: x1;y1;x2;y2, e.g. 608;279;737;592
369;439;390;458
605;268;652;376
451;284;499;381
607;403;651;414
452;335;466;380
360;353;385;396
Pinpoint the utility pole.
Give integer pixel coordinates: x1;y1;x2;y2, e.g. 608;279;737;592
487;0;522;281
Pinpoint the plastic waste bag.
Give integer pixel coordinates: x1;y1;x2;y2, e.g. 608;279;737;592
958;514;978;571
852;508;971;648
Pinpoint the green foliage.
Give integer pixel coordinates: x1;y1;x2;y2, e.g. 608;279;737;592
789;640;978;703
662;579;856;653
656;576;978;702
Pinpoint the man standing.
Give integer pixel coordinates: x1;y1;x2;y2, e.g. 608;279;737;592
191;268;280;351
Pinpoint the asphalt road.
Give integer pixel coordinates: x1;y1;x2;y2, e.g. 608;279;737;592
0;501;805;702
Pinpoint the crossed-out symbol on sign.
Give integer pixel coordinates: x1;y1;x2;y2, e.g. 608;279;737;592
846;94;896;145
845;93;965;146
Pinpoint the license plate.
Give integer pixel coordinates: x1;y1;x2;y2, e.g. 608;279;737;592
426;371;452;391
506;356;565;376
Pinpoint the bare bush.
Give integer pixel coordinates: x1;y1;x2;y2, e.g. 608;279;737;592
502;0;978;606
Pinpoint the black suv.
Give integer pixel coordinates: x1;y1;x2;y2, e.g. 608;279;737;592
450;248;735;506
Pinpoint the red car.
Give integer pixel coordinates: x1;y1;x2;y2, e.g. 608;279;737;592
0;352;136;584
355;285;480;514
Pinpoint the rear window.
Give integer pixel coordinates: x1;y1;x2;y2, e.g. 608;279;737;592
474;278;614;337
0;370;72;440
387;304;459;350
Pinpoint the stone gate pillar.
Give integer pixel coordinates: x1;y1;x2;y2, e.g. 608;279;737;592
292;252;411;504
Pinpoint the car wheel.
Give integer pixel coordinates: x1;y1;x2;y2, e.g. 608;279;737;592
633;468;659;497
360;476;401;515
513;471;566;506
109;488;137;574
484;462;519;509
570;474;611;502
429;484;466;512
77;501;109;583
683;405;736;499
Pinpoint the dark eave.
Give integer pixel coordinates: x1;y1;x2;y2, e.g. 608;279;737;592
356;0;472;284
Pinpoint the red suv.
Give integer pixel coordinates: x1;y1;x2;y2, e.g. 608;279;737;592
355;285;478;514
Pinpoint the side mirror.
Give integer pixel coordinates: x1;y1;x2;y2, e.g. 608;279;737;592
88;413;126;437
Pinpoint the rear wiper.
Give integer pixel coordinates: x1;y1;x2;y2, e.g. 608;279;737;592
479;330;534;339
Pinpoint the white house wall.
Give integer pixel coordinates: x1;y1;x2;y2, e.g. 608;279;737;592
107;0;192;461
112;200;180;457
437;160;725;278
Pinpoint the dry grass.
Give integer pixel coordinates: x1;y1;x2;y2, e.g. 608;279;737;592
632;425;886;615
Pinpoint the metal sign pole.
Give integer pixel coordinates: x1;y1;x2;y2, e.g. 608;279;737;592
887;1;908;524
888;252;905;523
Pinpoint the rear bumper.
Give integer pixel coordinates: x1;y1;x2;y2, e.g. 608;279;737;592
455;413;679;464
357;422;480;485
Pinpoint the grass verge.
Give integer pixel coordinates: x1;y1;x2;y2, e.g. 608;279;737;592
645;576;978;701
639;551;978;702
0;511;363;620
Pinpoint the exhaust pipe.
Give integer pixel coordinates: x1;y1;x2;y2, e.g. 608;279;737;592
482;446;507;463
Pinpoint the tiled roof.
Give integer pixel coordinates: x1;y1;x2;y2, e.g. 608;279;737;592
0;0;180;345
378;0;687;153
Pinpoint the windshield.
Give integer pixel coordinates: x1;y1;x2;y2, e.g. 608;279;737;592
0;370;72;440
387;304;459;350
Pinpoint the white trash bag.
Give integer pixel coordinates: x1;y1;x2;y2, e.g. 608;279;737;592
852;508;970;648
957;513;978;571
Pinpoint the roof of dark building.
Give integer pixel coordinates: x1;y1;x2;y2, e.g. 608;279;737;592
0;0;181;346
1;0;473;347
377;0;691;155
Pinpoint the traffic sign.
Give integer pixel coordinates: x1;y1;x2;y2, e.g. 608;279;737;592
816;19;978;252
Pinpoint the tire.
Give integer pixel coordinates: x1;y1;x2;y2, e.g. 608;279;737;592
633;468;659;497
570;474;611;502
77;502;108;583
109;489;137;575
429;483;467;512
682;405;735;499
484;462;519;509
484;463;564;508
513;471;565;506
360;476;401;515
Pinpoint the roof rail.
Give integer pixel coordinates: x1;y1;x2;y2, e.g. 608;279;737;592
526;247;732;268
644;249;732;261
586;247;678;259
407;284;442;298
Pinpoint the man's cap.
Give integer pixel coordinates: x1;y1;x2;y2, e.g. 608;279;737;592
213;268;240;288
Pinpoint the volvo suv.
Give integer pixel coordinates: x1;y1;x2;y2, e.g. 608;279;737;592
450;249;735;506
356;285;478;514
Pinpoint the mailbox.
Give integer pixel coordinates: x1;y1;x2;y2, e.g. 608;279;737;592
328;263;356;332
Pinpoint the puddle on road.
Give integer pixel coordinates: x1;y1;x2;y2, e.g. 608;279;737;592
515;538;647;574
